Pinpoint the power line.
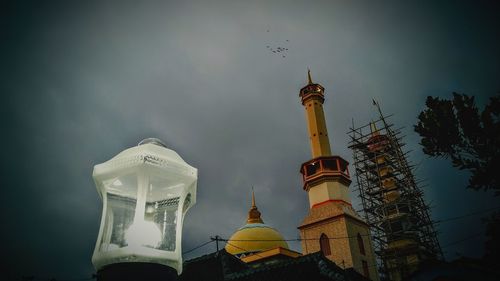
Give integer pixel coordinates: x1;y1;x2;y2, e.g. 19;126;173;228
223;240;265;259
224;239;383;273
182;240;214;255
60;277;96;281
442;231;485;248
17;228;484;281
15;206;499;281
20;275;96;281
218;232;376;242
217;206;500;243
434;206;500;224
17;240;216;281
219;235;364;242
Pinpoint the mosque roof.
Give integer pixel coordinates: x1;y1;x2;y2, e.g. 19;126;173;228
180;249;370;281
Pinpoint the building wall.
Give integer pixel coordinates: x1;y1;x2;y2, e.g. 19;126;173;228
298;202;380;281
299;215;354;268
345;217;379;281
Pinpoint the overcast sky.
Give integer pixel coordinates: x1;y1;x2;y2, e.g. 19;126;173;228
1;0;499;279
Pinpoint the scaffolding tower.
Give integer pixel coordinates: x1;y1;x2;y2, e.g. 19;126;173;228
348;102;443;281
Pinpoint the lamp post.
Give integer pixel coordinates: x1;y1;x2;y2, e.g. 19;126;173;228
91;138;197;281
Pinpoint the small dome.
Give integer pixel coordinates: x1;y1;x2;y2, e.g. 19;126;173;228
225;192;289;256
225;223;289;256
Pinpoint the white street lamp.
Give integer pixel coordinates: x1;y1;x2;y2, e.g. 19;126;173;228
91;138;197;277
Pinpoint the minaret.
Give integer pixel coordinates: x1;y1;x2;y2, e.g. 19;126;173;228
298;70;352;208
297;71;379;280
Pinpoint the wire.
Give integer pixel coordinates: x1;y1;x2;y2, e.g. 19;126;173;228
217;206;500;243
220;230;389;241
219;233;374;242
223;241;265;259
182;240;214;255
57;275;97;281
18;241;215;281
15;206;499;281
22;275;96;281
441;231;484;248
61;277;96;281
434;206;500;224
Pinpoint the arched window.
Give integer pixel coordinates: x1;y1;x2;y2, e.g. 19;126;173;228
320;233;331;256
362;260;370;278
357;233;366;255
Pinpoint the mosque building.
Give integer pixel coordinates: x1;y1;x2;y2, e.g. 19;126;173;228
179;71;380;281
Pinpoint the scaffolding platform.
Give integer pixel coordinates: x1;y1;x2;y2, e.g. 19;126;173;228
348;103;442;281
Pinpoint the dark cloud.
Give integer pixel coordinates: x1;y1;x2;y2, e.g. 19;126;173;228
1;0;499;279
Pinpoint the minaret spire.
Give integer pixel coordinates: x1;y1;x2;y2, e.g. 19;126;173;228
299;69;331;157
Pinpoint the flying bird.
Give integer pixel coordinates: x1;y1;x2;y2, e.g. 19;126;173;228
264;29;290;58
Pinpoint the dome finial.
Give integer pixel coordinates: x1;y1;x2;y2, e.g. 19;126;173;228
370;121;380;136
251;186;256;207
307;68;313;84
247;188;263;224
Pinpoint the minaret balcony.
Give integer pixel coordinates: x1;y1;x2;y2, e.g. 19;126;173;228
299;84;325;105
300;156;351;190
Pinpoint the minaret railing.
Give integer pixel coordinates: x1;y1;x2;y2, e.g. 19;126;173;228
300;156;351;190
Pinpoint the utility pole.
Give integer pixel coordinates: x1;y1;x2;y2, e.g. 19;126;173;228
211;235;221;252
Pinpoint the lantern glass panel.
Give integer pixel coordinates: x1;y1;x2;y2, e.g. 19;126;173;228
99;173;138;252
144;176;182;252
98;173;184;254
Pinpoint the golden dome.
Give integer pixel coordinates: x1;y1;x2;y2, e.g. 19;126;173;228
225;192;289;256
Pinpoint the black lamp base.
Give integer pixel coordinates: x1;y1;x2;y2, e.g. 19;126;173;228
96;262;178;281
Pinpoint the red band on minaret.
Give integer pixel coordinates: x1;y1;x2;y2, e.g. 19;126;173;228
312;199;352;209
